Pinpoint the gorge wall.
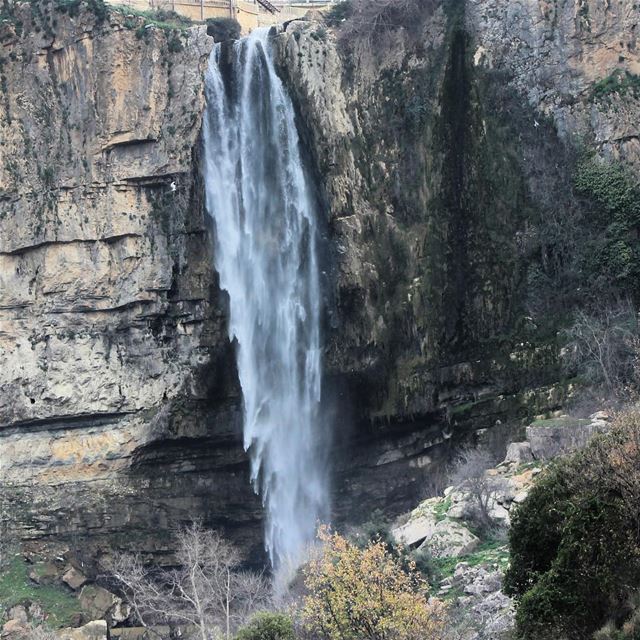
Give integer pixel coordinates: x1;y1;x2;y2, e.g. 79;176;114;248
1;0;639;561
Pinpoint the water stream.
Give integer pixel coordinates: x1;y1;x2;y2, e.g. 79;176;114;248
202;29;328;567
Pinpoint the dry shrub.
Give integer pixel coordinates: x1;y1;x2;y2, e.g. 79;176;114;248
333;0;437;57
107;522;271;640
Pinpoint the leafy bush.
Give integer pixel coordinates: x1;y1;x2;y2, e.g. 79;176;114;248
167;34;183;53
574;158;640;300
525;156;640;318
235;612;294;640
111;5;192;31
301;527;447;640
206;17;241;42
594;593;640;640
504;409;640;639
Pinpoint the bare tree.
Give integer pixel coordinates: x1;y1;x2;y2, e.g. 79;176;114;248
108;523;271;640
450;446;499;534
564;300;638;393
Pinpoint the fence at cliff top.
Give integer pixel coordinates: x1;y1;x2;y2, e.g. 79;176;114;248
108;0;335;31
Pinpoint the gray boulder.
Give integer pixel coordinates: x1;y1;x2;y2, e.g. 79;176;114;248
503;441;533;464
420;520;480;558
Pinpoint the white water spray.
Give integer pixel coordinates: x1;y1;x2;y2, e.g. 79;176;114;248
202;30;328;567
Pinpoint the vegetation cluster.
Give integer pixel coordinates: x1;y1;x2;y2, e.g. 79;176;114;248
506;409;640;639
94;520;452;640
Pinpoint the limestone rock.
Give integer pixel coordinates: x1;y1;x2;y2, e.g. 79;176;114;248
58;621;108;640
79;585;129;623
421;520;480;558
6;607;27;624
449;562;515;639
526;418;611;460
392;514;438;548
454;563;502;597
503;442;533;464
63;567;88;591
0;2;263;563
1;619;29;639
391;497;443;547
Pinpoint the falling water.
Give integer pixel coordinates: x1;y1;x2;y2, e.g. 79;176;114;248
202;30;328;567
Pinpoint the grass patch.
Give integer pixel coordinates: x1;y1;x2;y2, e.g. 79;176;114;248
0;556;82;628
110;5;192;31
450;401;477;416
430;538;510;589
512;460;542;474
433;496;452;522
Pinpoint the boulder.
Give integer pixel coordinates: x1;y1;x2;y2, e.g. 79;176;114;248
449;563;515;638
526;418;610;460
512;489;529;504
420;520;480;558
1;619;28;639
303;9;324;22
454;564;502;596
6;607;27;624
79;585;129;623
63;567;88;591
488;503;510;526
58;621;108;640
391;514;438;547
28;561;62;585
503;441;533;464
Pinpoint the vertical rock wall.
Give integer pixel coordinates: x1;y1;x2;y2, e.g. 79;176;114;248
0;3;262;561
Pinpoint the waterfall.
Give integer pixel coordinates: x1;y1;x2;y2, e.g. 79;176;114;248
202;29;328;568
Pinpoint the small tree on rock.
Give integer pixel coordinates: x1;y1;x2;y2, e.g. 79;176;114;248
450;446;499;535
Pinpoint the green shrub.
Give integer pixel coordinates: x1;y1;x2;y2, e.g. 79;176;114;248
505;409;640;639
591;70;640;101
111;5;191;31
310;27;328;42
167;33;183;53
206;17;240;42
574;158;640;300
235;612;294;640
594;594;640;640
85;0;107;23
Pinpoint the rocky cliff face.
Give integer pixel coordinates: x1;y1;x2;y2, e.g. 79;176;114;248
1;0;639;559
273;0;640;519
0;2;262;561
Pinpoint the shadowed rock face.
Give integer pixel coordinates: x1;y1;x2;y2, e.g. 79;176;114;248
1;0;640;559
273;0;640;521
